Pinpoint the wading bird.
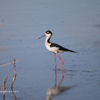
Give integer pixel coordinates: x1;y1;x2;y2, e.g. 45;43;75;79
38;30;76;70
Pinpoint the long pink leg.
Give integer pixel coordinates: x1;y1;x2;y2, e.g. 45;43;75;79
55;69;57;87
56;53;64;70
54;53;57;69
58;70;64;87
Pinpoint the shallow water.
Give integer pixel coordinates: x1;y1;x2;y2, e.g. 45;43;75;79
0;0;100;100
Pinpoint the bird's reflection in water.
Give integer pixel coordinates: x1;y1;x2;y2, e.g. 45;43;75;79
47;69;75;100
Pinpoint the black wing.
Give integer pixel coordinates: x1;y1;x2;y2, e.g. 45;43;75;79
50;43;76;53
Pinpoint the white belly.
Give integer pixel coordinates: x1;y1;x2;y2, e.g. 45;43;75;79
45;43;64;53
45;38;64;53
46;44;59;53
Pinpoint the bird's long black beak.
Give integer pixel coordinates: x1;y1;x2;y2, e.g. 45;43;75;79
38;35;45;39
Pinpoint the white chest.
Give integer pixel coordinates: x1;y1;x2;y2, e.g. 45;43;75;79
45;42;59;53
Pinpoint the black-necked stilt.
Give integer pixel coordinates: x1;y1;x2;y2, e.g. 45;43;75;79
38;30;76;70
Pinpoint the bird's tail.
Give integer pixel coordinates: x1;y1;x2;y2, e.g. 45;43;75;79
68;49;77;53
65;48;77;53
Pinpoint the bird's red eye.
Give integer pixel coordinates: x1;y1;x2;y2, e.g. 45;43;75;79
46;32;49;34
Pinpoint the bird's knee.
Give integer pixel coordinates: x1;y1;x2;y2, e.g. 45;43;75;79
62;61;64;64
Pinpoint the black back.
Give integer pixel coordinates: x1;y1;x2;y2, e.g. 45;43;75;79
50;43;76;53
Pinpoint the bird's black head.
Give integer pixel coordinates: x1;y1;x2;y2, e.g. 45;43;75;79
45;30;52;36
38;30;53;39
